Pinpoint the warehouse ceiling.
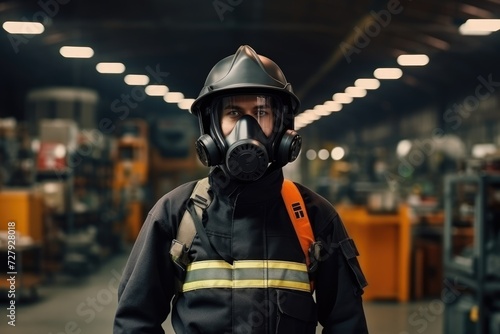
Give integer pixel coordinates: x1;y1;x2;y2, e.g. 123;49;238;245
1;0;500;141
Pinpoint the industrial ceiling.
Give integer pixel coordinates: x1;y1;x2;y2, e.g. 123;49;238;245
1;0;500;141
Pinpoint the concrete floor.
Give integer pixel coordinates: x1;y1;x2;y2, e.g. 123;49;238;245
0;252;443;334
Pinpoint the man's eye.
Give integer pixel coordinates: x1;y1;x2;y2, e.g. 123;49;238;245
256;110;268;117
227;110;241;117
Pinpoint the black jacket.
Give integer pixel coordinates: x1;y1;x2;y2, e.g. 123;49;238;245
113;168;369;333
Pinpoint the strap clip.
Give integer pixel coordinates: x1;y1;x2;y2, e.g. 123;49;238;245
308;241;323;273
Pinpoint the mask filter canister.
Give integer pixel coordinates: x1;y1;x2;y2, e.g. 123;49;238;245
224;115;270;181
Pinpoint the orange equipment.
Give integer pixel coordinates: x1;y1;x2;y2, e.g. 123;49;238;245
112;119;149;242
336;204;411;302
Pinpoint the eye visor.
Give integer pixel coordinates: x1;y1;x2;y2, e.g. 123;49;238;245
214;94;285;139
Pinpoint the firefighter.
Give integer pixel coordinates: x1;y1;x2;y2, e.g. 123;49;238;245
114;45;369;333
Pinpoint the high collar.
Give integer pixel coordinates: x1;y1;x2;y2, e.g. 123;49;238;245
209;166;284;205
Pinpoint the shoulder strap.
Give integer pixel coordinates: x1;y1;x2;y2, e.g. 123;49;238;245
281;179;315;269
169;177;211;266
182;177;211;248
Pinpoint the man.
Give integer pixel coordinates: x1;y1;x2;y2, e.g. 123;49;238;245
113;45;369;333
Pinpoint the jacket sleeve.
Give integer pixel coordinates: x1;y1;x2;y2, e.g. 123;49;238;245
113;212;176;334
315;213;369;334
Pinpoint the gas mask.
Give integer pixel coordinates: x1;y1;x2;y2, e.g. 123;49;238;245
224;114;271;181
195;94;302;182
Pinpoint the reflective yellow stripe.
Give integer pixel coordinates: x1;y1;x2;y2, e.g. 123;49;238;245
233;279;310;291
183;280;311;292
187;260;306;271
182;260;311;293
188;260;233;270
233;260;306;271
183;279;234;291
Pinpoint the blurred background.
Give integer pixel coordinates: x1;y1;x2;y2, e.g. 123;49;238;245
1;0;500;333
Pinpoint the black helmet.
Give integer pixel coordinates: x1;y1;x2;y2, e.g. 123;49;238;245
191;45;302;181
191;45;300;118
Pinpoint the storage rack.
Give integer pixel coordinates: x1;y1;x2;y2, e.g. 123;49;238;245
443;173;500;334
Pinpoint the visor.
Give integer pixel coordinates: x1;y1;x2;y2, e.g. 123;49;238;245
215;94;283;140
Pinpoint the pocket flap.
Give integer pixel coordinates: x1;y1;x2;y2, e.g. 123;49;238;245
277;290;317;322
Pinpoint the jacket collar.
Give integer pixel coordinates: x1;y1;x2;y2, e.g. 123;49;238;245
209;166;284;204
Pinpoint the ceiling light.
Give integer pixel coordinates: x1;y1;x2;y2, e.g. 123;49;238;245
459;19;500;35
298;110;321;122
306;149;317;160
96;62;125;74
324;101;343;112
458;27;491;36
163;92;184;103
318;149;330;160
2;21;44;34
178;98;195;110
313;105;332;116
345;86;367;98
397;54;429;66
124;74;149;85
374;68;403;79
294;121;307;130
332;93;353;104
355;78;380;90
331;147;345;160
295;117;313;126
305;110;322;121
59;46;94;58
295;114;314;125
145;85;168;96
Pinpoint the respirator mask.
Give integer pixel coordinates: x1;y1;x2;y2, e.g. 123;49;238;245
195;94;301;182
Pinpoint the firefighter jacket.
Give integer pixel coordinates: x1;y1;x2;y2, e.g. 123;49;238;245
113;167;369;333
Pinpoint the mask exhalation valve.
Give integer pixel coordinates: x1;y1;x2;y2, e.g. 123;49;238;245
226;139;269;181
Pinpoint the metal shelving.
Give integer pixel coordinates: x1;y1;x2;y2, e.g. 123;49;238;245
443;173;500;334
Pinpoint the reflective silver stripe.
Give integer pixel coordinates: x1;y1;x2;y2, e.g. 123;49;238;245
182;260;310;293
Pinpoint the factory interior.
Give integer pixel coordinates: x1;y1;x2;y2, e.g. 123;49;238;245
1;0;500;333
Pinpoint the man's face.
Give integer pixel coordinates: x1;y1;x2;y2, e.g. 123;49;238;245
220;95;275;137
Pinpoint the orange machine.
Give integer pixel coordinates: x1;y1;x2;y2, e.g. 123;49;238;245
112;119;149;242
336;204;411;302
0;189;44;243
113;127;149;189
0;189;44;298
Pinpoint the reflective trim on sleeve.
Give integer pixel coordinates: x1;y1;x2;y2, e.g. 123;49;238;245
182;260;311;293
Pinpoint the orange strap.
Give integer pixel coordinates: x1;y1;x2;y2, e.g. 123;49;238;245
281;179;315;270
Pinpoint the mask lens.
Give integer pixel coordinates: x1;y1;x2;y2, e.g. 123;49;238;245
219;95;276;137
